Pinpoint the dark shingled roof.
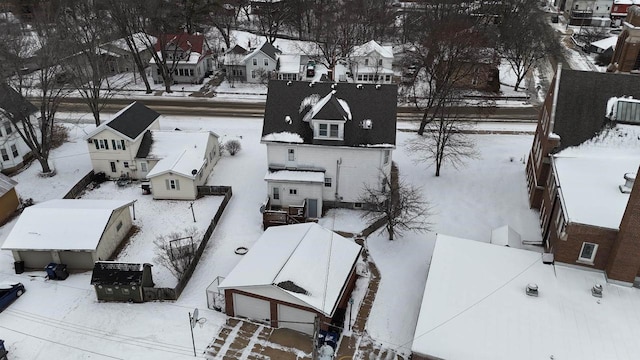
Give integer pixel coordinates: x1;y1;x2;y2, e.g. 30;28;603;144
262;80;397;147
0;83;38;119
90;262;150;286
107;102;160;140
135;130;153;158
258;41;281;61
553;69;640;152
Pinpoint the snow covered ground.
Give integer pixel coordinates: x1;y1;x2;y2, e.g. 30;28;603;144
0;111;541;359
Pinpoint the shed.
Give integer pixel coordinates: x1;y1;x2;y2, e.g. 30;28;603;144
0;173;18;224
218;223;362;336
1;199;135;270
90;262;154;303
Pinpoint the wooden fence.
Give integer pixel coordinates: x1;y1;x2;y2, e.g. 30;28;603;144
63;170;94;199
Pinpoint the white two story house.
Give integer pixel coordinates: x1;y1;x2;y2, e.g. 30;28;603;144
348;40;394;84
150;33;213;84
0;85;38;174
261;80;397;221
241;41;281;83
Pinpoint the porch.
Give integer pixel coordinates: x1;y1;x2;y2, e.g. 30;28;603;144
261;197;308;229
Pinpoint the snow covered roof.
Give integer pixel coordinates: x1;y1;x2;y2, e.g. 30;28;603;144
0;173;17;197
0;83;38;118
264;170;324;183
103;32;155;53
261;131;303;143
241;41;281;64
350;40;393;59
278;54;301;74
262;81;397;147
84;102;160;141
590;36;618;51
490;225;521;247
219;223;361;316
551;69;640;152
1;199;134;251
413;234;640;360
552;124;640;229
145;130;216;179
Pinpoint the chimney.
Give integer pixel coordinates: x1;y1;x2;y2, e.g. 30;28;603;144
606;165;640;284
620;173;635;193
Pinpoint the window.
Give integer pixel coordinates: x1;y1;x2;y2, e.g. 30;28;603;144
319;123;328;136
116;221;123;231
10;144;17;157
252;70;257;79
378;59;382;66
288;148;295;161
289;188;297;195
93;139;99;149
273;187;280;200
110;162;116;172
123;161;129;168
105;287;114;295
0;148;8;161
324;177;332;187
121;140;126;150
383;150;390;164
316;123;341;139
190;69;194;76
264;58;269;66
253;58;257;66
329;124;339;137
365;58;369;66
112;139;124;150
578;242;598;264
166;179;180;190
4;122;11;135
385;75;391;82
122;288;130;295
140;162;147;172
99;139;109;149
354;202;363;209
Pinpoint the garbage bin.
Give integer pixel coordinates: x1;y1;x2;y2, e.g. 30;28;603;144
45;263;58;280
14;260;24;274
54;264;69;280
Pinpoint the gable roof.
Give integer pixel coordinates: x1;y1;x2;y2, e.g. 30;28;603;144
0;173;17;197
153;33;206;54
145;130;217;179
90;262;150;285
262;80;397;147
242;41;281;63
85;102;160;141
1;199;134;251
414;234;640;360
0;83;38;119
350;40;393;58
551;68;640;152
219;223;362;316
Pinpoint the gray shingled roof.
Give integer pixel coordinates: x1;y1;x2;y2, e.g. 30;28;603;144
553;69;640;152
107;102;160;140
0;84;38;120
262;80;397;147
135;131;153;158
259;42;281;61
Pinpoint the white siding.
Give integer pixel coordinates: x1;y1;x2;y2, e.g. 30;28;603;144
87;119;160;179
95;206;134;261
244;52;277;83
266;143;393;203
278;304;316;335
267;180;323;216
233;293;271;324
149;174;197;200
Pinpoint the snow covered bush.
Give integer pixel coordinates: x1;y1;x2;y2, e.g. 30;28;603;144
224;139;242;156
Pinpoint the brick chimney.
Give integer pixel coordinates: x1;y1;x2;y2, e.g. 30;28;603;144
606;166;640;284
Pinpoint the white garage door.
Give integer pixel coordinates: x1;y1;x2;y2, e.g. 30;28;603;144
59;251;95;270
233;293;271;325
278;304;316;336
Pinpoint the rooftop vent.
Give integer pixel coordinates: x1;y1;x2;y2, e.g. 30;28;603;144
619;172;635;193
331;83;337;89
191;169;197;175
542;253;554;264
375;84;381;89
309;81;316;87
285;115;292;124
526;283;538;297
360;119;373;129
356;84;363;89
286;81;292;86
591;283;603;298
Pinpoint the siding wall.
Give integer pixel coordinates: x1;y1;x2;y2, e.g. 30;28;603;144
95;206;134;261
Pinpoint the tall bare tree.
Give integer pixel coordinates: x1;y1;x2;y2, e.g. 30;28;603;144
359;166;432;241
0;1;69;175
406;98;478;177
497;0;559;91
255;0;290;44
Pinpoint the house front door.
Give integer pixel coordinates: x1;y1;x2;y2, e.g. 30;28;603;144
307;198;318;218
110;162;117;173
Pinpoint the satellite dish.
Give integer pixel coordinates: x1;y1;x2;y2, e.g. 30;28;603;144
191;169;197;175
191;308;199;328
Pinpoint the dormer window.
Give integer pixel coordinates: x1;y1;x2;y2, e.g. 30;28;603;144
314;121;343;140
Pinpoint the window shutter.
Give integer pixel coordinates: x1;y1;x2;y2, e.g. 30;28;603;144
94;139;99;149
104;139;109;149
121;140;126;150
175;179;180;190
165;179;170;190
112;140;116;149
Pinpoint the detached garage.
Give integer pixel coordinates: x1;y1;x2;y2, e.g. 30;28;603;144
218;222;362;336
1;199;135;271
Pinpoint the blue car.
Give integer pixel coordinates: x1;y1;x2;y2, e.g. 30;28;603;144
0;282;25;312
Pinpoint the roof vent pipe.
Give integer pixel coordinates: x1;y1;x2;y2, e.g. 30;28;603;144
591;284;603;298
526;283;538;297
619;172;635;193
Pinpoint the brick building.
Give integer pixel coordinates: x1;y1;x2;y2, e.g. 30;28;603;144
527;66;640;285
608;5;640;72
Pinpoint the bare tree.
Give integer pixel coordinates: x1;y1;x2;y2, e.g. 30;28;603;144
255;0;290;44
0;1;69;175
497;0;560;91
105;0;153;94
359;166;432;241
224;139;241;156
405;99;479;177
58;0;115;126
153;227;199;280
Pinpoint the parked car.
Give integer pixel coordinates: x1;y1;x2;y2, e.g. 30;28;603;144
0;282;25;312
306;61;316;78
